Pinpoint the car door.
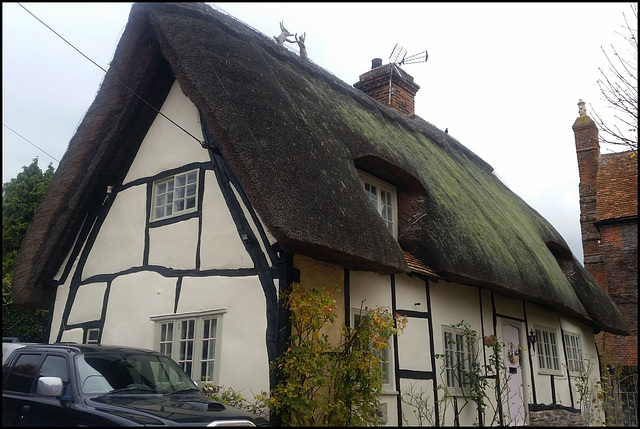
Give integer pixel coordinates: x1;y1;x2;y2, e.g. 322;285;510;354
17;353;75;426
2;352;45;426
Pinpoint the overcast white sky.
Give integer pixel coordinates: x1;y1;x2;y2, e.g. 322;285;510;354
2;2;636;263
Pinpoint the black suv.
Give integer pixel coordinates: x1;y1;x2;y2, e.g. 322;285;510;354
2;343;270;426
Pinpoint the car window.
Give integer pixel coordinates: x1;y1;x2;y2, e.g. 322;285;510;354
4;353;43;393
39;355;69;383
75;352;196;395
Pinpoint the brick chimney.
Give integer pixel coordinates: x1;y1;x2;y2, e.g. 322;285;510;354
572;99;605;285
354;58;420;117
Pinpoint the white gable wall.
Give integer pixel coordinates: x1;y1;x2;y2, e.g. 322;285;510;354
49;80;271;398
123;81;210;184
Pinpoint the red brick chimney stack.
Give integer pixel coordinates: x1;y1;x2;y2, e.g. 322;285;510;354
354;58;420;117
572;99;605;286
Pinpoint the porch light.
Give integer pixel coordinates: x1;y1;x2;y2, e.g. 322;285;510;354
527;329;538;354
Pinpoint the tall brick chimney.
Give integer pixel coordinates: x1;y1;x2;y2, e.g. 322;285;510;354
572;99;605;286
354;58;420;117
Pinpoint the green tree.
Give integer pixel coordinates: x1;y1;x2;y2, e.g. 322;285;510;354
2;158;55;342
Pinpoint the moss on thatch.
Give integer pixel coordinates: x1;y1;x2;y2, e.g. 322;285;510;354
11;2;628;335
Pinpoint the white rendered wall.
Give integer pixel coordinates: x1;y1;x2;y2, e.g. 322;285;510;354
102;271;177;349
178;275;269;395
52;80;270;398
123;81;210;184
395;274;431;372
200;171;253;269
148;217;199;269
82;184;146;279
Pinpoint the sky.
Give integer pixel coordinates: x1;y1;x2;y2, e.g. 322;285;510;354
2;2;636;264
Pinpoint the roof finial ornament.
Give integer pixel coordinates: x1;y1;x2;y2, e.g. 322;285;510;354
274;21;292;45
578;99;587;116
287;32;307;59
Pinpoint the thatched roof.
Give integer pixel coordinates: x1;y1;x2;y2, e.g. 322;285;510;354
12;2;628;335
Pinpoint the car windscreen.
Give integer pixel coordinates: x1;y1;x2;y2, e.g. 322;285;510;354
75;352;197;395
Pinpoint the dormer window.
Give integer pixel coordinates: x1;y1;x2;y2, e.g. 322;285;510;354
358;170;397;238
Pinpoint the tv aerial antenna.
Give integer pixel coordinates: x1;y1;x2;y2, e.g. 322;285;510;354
387;43;428;105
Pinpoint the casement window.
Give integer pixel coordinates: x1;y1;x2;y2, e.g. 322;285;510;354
563;332;584;374
151;169;199;221
86;328;100;344
352;309;394;391
442;325;476;393
151;310;223;385
358;171;398;238
534;326;561;374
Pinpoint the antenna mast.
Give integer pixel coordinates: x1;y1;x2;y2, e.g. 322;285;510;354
387;43;428;105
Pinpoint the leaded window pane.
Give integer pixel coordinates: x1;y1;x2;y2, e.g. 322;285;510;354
152;170;199;221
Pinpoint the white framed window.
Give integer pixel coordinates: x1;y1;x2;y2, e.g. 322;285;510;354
86;328;100;344
352;308;395;392
535;325;562;374
563;332;584;374
358;171;398;238
151;309;224;385
151;169;199;221
442;325;476;394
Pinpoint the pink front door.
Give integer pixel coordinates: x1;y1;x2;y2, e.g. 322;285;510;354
502;324;525;425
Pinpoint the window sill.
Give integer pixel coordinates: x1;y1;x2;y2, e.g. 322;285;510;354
537;370;564;378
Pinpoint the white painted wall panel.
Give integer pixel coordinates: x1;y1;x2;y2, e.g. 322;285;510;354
350;271;393;311
49;281;71;343
83;185;146;279
494;294;525;319
395;274;427;312
102;271;177;349
148;217;199;269
397;316;431;371
199;171;253;269
398;378;436;426
67;283;108;325
123;81;209;184
231;183;275;261
60;328;84;343
429;282;482;330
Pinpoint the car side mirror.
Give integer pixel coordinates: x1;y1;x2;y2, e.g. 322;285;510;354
37;376;64;397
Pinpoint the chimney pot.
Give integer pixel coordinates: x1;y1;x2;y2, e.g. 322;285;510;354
371;58;383;69
578;99;587;116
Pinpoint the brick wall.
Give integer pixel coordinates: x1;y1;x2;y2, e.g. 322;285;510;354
572;103;638;369
596;221;638;366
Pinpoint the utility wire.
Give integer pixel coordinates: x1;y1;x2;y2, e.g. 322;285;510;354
3;123;60;164
17;2;206;148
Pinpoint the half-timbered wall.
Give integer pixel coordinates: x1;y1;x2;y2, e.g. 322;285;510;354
48;80;277;397
45;79;605;427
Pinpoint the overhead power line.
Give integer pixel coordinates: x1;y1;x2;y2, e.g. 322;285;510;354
16;2;205;148
3;123;60;164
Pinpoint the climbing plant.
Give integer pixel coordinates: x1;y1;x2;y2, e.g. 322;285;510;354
402;321;523;426
265;282;407;426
